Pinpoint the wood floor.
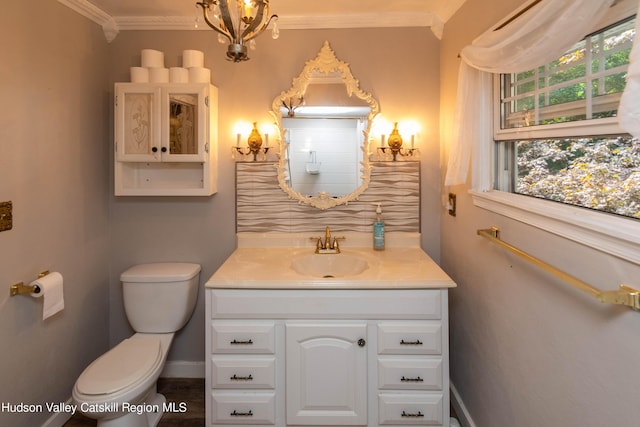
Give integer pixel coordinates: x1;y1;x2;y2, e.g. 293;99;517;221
63;378;204;427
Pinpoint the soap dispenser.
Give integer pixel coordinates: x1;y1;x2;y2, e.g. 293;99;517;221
373;203;385;251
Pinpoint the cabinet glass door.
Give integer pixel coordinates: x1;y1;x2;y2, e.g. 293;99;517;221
115;84;162;162
162;85;208;162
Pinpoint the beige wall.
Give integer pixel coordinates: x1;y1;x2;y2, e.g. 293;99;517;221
1;7;441;425
0;2;111;426
107;28;441;361
440;1;640;426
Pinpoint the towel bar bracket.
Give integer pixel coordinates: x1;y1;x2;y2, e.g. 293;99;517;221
599;286;640;311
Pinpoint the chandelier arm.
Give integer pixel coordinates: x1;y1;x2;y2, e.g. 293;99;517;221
243;14;278;42
196;1;233;43
241;0;268;38
217;0;238;41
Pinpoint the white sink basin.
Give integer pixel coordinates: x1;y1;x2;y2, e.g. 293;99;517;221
291;254;369;278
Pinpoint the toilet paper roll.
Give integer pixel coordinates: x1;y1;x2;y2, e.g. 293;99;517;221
130;67;149;83
30;272;64;320
182;49;204;68
149;67;170;83
169;67;189;83
189;67;211;83
141;49;165;68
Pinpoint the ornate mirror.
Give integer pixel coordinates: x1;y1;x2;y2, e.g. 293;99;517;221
270;41;380;209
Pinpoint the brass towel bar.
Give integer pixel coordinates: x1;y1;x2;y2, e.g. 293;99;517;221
477;227;640;311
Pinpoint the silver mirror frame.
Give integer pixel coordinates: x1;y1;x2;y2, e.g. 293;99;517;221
269;41;380;210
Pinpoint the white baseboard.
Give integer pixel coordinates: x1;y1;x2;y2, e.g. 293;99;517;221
450;382;477;427
160;360;205;378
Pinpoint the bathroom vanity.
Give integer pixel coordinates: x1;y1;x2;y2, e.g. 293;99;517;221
205;234;456;427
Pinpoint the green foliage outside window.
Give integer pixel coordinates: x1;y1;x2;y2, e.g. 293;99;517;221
516;137;640;219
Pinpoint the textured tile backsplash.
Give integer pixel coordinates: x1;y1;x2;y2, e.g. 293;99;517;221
236;161;420;233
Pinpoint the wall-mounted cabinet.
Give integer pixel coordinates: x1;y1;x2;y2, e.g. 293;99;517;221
114;82;218;196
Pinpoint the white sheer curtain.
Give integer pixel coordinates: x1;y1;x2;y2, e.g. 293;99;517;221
619;3;640;138
444;0;616;187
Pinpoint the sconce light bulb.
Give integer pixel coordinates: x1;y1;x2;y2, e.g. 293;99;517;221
272;21;280;39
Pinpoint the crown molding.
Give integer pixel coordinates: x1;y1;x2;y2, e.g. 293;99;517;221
57;0;119;42
58;0;445;42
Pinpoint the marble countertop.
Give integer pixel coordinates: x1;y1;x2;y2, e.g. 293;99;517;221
206;233;456;290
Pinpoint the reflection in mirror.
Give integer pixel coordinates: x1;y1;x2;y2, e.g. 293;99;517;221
270;41;380;210
169;94;197;155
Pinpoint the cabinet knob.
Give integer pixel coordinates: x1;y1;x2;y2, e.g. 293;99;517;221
357;338;366;347
151;146;158;153
161;147;167;152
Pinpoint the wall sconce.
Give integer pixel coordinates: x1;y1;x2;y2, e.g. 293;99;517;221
376;122;419;161
232;122;273;161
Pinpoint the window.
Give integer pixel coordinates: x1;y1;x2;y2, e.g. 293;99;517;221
494;17;639;221
469;4;640;265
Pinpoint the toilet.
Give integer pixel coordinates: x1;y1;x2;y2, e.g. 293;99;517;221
72;262;200;427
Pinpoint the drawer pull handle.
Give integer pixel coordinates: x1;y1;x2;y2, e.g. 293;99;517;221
401;410;424;418
230;374;253;381
230;410;253;417
400;339;423;345
230;339;253;345
401;376;424;382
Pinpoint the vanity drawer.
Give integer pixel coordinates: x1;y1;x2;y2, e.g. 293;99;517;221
211;356;276;389
378;393;443;425
377;322;442;355
211;391;275;425
210;289;442;319
211;321;275;354
378;357;443;390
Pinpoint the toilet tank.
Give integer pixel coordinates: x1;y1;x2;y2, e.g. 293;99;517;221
121;263;201;333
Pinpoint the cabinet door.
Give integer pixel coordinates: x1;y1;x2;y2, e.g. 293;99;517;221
161;84;208;162
115;83;162;162
286;322;367;425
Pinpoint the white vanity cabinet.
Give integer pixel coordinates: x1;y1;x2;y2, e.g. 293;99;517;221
206;289;451;427
114;82;218;196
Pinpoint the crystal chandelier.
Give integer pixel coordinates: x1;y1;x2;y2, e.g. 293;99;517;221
196;0;279;62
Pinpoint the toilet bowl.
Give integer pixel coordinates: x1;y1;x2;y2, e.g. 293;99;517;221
72;263;200;427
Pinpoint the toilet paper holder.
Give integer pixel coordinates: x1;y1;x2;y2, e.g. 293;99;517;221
10;271;49;297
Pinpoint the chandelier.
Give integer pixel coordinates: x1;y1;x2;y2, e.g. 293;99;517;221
196;0;279;62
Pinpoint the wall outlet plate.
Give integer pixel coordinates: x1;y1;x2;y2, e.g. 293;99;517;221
0;201;13;232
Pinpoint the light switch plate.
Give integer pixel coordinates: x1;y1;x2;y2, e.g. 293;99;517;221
0;201;13;232
448;193;457;217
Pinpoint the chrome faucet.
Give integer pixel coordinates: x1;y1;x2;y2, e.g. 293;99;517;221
313;226;344;254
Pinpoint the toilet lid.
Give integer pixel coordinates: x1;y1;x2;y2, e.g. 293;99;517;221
77;336;162;395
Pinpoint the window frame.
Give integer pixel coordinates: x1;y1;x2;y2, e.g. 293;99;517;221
470;1;640;266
